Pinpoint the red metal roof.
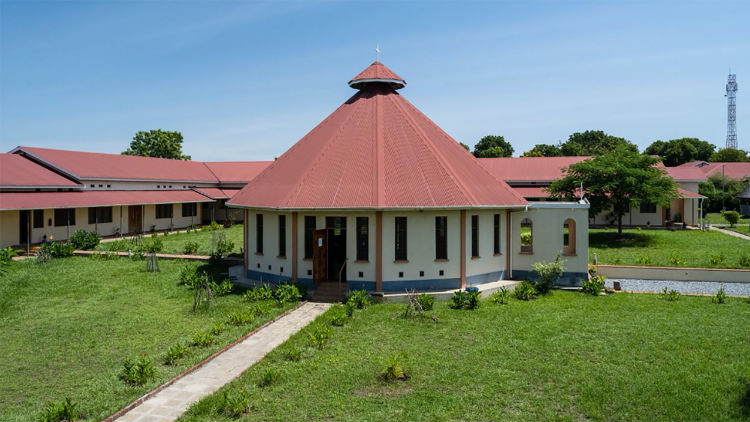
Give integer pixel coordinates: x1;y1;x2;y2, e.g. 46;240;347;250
192;187;241;199
511;186;551;198
350;61;404;83
665;167;707;181
677;188;706;198
230;65;527;210
0;154;80;188
203;162;272;183
676;161;750;179
0;190;212;210
479;156;590;182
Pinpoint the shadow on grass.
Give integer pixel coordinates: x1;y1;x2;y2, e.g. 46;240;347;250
589;231;656;249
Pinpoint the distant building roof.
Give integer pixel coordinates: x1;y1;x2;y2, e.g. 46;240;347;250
0;190;213;210
192;187;241;200
203;161;272;183
478;156;589;182
0;153;81;189
230;61;526;210
665;167;707;181
675;161;750;179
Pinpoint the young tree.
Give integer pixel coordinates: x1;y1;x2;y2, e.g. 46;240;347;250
548;147;677;235
709;147;749;162
643;137;716;166
122;129;191;160
522;143;562;157
473;135;514;158
559;130;638;156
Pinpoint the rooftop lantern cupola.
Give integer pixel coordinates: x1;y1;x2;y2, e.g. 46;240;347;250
347;61;406;90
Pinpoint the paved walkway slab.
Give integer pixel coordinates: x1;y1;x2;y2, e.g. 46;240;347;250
113;302;330;422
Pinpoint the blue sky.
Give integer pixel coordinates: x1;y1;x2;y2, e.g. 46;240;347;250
1;1;749;161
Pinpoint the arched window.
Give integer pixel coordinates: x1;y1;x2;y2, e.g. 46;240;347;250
563;218;576;255
520;218;533;253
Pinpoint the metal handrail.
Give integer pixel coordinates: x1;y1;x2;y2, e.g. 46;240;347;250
338;258;348;298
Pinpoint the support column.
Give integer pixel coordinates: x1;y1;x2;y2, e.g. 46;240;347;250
460;210;466;288
375;210;383;292
291;211;298;281
244;209;249;273
27;212;31;256
506;211;511;278
119;206;123;238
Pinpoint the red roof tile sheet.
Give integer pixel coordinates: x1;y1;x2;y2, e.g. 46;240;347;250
349;61;404;83
0;154;80;188
665;167;707;181
479;156;589;182
203;162;272;183
230;63;527;210
0;190;212;210
676;161;750;179
511;186;551;198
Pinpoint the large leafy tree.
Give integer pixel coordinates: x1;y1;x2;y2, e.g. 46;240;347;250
643;138;716;166
122;129;191;160
522;143;562;157
548;147;677;235
559;130;638;156
699;174;749;212
473;135;514;158
709;147;749;162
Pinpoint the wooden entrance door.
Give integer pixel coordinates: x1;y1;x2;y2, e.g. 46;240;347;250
128;206;143;234
312;229;327;283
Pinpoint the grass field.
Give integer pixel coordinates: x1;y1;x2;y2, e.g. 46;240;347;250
0;256;291;422
589;228;750;268
98;224;244;255
179;292;750;422
705;212;750;225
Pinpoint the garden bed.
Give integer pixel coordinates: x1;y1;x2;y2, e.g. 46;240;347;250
178;291;750;422
0;256;293;422
97;223;244;256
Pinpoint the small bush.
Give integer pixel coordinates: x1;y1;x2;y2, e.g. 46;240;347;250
211;323;224;336
120;354;156;386
37;398;80;422
68;229;101;250
636;254;653;265
712;287;727;304
227;311;253;326
40;241;74;258
243;284;273;302
668;254;686;266
346;289;370;309
141;237;163;254
659;286;681;301
179;265;199;288
210;239;235;264
191;331;216;348
490;287;510;304
344;301;356;317
379;351;410;383
582;275;605;296
514;281;537;300
710;253;727;266
531;255;564;295
212;279;234;296
329;305;348;326
284;346;303;362
723;210;741;227
466;289;481;310
449;290;468;309
164;344;187;365
740;253;750;268
35;247;52;265
183;241;200;255
273;283;301;305
247;302;272;317
203;221;222;232
417;293;435;311
308;325;332;349
219;388;250;419
258;367;280;387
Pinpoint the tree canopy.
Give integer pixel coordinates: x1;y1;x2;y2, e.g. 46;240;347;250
473;135;514;158
122;129;191;160
709;147;749;162
559;130;638;156
459;142;470;151
643;138;716;166
699;173;749;213
548;147;677;234
522;143;562;157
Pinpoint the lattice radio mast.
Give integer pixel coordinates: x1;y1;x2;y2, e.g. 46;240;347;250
726;71;738;149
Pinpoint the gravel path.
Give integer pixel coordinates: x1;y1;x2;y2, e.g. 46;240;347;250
606;278;750;295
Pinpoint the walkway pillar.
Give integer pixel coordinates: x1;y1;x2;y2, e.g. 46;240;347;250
460;210;466;288
291;212;298;281
375;210;383;292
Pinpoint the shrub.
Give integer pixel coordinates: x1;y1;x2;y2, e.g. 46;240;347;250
531;255;564;295
247;302;272;317
308;325;332;349
227;311;253;326
709;253;727;266
35;247;52;265
659;286;681;301
668;254;686;266
740;253;750;268
344;300;356;318
582;275;605;296
417;293;435;311
203;221;222;232
211;323;224;336
120;354;156;386
210;239;235;264
219;388;250;419
191;331;216;348
284;346;303;362
712;287;727;304
212;279;234;296
182;241;199;255
490;287;510;304
465;289;481;310
514;281;537;300
449;290;468;309
258;367;280;387
179;265;199;288
723;210;741;227
144;237;163;253
68;229;100;250
40;241;74;258
636;254;653;265
37;398;80;422
273;283;301;305
329;305;348;326
164;344;187;365
346;289;370;309
243;284;273;302
379;351;410;383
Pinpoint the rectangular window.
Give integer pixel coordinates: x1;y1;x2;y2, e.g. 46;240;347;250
435;216;448;260
54;209;76;227
304;216;315;259
88;207;113;224
256;213;264;254
395;216;407;261
182;203;197;217
356;216;369;261
493;214;501;254
471;215;479;258
640;202;657;213
278;215;286;257
155;204;173;219
33;210;44;229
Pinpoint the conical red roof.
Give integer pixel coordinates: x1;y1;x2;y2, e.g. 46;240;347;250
229;63;527;209
348;61;406;90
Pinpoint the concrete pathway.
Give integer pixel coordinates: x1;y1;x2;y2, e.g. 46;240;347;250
113;302;331;422
711;226;750;240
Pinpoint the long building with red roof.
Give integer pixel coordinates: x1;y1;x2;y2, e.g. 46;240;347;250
227;61;591;292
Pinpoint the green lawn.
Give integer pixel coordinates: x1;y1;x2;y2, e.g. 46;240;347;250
98;224;244;255
0;256;291;422
705;212;750;225
589;228;750;268
179;292;750;422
